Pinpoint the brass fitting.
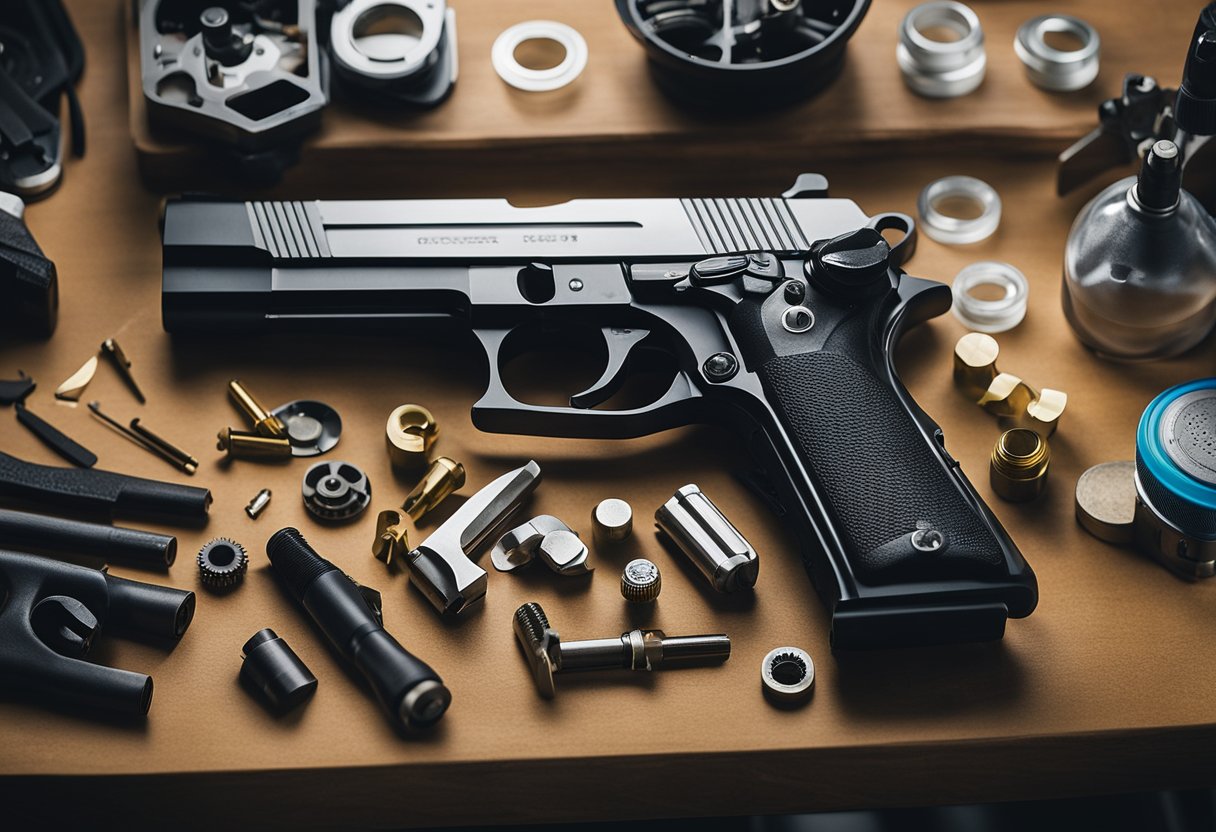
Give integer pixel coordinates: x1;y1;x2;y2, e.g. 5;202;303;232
1000;387;1067;438
953;332;1000;400
217;427;292;461
228;379;286;439
977;372;1037;418
990;428;1050;502
402;457;466;521
954;334;1066;437
371;509;410;567
386;404;438;470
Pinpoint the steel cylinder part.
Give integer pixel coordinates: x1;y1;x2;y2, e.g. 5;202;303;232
1014;15;1100;92
897;1;986;99
655;484;758;593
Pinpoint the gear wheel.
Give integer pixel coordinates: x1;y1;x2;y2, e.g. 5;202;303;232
197;537;249;589
302;461;371;521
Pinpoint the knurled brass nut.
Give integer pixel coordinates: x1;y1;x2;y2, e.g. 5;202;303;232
990;428;1050;502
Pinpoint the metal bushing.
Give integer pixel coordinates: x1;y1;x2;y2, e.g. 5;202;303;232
897;1;986;99
761;646;815;706
1014;15;1100;92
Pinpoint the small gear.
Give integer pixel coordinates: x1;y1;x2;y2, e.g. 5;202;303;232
197;537;249;589
302;461;372;521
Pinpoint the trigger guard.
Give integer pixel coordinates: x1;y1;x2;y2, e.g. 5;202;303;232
868;212;917;267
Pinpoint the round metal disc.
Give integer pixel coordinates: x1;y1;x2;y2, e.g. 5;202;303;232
1075;461;1137;545
1158;389;1216;485
271;399;342;457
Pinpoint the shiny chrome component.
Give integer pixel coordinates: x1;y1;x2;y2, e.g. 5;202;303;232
406;461;541;615
491;21;588;92
217;428;292;461
100;339;146;404
55;355;97;402
386;404;438;470
761;646;815;704
1014;15;1100;92
655;484;758;593
990;429;1050;503
538;529;592;575
491;515;589;574
329;0;457;106
592;498;633;542
372;509;410;567
620;558;661;604
919;176;1001;245
513;601;730;699
897;2;986;99
245;488;273;519
228;379;286;438
88;402;197;474
951;262;1027;333
402;457;466;521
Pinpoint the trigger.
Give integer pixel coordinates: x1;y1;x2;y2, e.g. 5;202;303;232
570;327;650;409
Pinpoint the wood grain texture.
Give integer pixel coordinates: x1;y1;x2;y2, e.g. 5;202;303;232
2;0;1215;827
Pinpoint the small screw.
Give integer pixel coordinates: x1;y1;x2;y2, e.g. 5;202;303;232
783;280;806;304
568;278;584;291
911;527;945;553
703;352;738;382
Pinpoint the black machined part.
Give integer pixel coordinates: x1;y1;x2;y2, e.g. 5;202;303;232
301;460;369;521
0;507;177;568
0;449;212;526
14;403;97;468
616;0;870;108
197;536;249;588
0;372;36;405
0;195;59;339
239;627;317;711
0;549;194;716
265;527;450;732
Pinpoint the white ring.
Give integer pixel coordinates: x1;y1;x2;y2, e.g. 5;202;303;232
918;175;1001;245
951;261;1029;333
491;21;587;92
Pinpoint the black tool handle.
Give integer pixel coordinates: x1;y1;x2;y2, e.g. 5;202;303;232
0;507;177;567
0;450;210;525
14;403;97;467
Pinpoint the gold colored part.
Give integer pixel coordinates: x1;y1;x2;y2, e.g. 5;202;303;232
216;427;292;461
55;355;98;402
101;338;146;404
990;428;1050;502
372;509;410;567
386;404;439;470
953;332;1000;400
977;372;1037;418
130;418;199;471
1000;387;1067;438
402;457;466;521
227;379;287;438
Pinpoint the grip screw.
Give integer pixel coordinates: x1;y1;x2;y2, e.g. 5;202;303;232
783;280;806;304
703;352;738;382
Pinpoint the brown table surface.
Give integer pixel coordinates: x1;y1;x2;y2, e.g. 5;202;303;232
3;1;1216;829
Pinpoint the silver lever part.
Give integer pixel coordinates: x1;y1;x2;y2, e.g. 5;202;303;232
655;484;759;593
406;460;542;616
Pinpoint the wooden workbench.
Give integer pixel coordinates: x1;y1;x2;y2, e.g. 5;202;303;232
2;0;1215;829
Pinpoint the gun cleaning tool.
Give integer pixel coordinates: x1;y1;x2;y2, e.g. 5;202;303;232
898;1;986;99
0;191;58;337
919;177;1001;246
271;400;342;457
302;461;372;522
197;537;250;590
656;484;759;593
406;460;541;616
761;646;815;705
616;0;870;108
0;507;178;568
88;402;198;474
267;528;451;732
953;332;1000;401
228;380;286;439
15;403;97;468
100;339;146;404
385;404;438;471
372;509;410;568
491;515;570;572
55;355;97;402
129;419;198;472
217;428;293;462
620;558;661;604
1075;379;1216;578
990;429;1050;503
1014;15;1100;92
402;456;465;521
245;488;273;520
592;498;633;543
513;601;731;699
491;21;588;93
239;628;317;713
0;371;36;405
951;262;1028;333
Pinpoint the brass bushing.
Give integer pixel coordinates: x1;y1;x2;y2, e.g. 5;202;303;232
386;404;438;470
990;428;1050;502
217;427;292;461
953;332;1000;401
402;457;466;521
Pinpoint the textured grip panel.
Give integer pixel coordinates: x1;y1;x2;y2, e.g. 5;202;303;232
761;351;1003;583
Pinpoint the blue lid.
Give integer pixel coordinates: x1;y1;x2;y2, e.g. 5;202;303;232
1137;378;1216;524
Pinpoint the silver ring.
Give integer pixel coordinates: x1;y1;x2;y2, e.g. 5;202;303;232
761;646;815;704
951;261;1029;333
918;175;1001;245
897;1;986;98
491;21;588;92
1015;15;1100;92
330;0;446;81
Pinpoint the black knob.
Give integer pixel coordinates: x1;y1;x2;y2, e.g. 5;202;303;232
807;227;892;301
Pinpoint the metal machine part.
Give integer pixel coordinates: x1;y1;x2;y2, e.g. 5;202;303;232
405;461;541;616
0;550;194;717
513;601;730;699
0;507;177;568
0;193;58;337
385;404;438;470
1014;15;1099;92
130;419;199;472
1063;140;1216;361
592;498;633;542
245;488;272;519
266;528;450;732
228;379;286;438
621;558;662;603
491;515;591;575
952;332;1000;401
217;428;293;461
990;429;1050;503
897;1;986;99
951;262;1028;334
239;628;317;712
139;0;327;171
656;484;759;593
1075;460;1138;546
197;537;249;589
918;176;1001;245
302;461;371;521
330;0;458;107
55;355;96;402
954;334;1066;438
491;21;587;93
760;645;815;704
100;339;146;404
271;399;342;456
15;403;97;468
89;403;199;475
402;457;465;521
615;0;871;108
372;509;409;567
